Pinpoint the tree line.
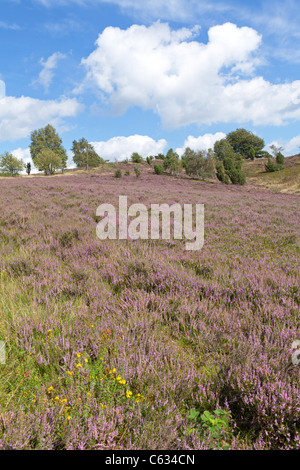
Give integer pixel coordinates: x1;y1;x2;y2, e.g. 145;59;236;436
0;125;285;184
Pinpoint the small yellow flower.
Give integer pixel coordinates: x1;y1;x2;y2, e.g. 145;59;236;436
48;329;53;333
109;368;116;374
90;324;94;328
119;379;126;385
126;390;133;399
60;398;67;404
66;371;73;376
116;376;121;381
135;393;145;403
76;353;81;358
76;363;82;368
84;358;88;363
54;396;59;401
87;392;91;397
66;416;72;420
48;386;54;393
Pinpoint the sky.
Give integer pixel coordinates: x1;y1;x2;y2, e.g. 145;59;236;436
1;0;300;170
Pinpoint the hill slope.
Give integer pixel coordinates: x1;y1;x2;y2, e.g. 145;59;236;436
243;154;300;194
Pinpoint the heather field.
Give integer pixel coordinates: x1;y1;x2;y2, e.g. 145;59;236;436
0;168;299;450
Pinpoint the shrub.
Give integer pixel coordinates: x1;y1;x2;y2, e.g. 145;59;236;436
134;167;141;178
125;170;130;176
115;169;122;178
182;148;215;180
265;157;278;173
131;152;143;163
154;164;164;175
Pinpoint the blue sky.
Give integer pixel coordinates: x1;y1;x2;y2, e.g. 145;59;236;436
1;0;300;168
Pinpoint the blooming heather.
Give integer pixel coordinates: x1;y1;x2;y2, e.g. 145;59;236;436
0;168;299;449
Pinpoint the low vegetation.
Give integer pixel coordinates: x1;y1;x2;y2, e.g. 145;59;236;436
0;167;299;449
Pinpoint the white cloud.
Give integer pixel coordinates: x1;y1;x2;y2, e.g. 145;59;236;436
0;21;20;30
90;135;167;161
0;80;83;141
35;0;227;22
79;22;300;128
0;80;5;99
268;136;300;156
176;132;226;156
36;52;66;92
11;147;31;163
284;136;300;155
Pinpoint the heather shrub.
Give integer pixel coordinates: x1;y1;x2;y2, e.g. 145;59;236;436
0;169;299;450
115;169;122;178
59;229;80;248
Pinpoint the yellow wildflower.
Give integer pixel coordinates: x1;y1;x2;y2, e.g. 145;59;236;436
76;363;82;368
48;386;54;393
126;390;133;399
135;393;145;403
76;353;81;358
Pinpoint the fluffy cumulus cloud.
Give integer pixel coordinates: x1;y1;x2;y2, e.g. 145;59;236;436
90;135;167;161
80;22;300;128
36;52;66;92
0;80;83;141
176;132;226;156
11;147;31;163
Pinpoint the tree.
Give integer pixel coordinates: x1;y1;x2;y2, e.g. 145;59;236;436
34;149;62;175
26;162;31;175
182;147;215;180
131;152;144;163
72;138;103;170
226;128;265;159
269;144;285;170
223;156;246;185
216;160;230;184
214;139;237;161
0;152;25;176
30;124;67;171
163;148;182;175
276;152;284;169
213;139;246;185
